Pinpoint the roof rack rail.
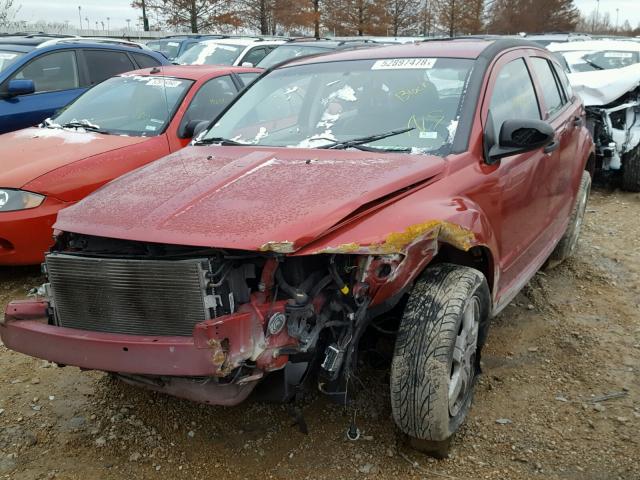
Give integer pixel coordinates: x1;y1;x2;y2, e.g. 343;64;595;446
0;32;75;39
36;37;146;50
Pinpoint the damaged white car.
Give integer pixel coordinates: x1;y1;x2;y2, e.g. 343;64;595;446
548;41;640;190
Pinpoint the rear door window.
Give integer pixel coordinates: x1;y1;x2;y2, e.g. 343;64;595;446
84;50;136;85
12;50;79;93
530;57;565;117
489;58;540;135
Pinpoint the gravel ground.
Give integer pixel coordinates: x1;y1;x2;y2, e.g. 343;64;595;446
0;188;639;480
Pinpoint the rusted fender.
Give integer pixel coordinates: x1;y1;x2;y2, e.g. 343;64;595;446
295;193;499;297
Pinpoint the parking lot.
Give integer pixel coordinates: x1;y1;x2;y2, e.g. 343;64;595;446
1;187;638;480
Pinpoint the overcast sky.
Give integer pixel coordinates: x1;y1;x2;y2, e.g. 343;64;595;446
11;0;640;30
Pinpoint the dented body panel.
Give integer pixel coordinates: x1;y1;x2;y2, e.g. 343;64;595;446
1;39;593;407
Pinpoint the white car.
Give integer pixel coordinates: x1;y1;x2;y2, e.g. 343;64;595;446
548;40;640;189
547;40;640;73
175;37;285;67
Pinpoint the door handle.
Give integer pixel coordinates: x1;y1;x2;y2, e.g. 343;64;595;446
573;115;584;127
544;139;560;154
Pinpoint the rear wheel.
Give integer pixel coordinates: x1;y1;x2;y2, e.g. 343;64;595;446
390;263;490;458
622;145;640;192
547;170;591;268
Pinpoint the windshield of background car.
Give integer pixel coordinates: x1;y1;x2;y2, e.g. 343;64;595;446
257;45;331;68
559;49;640;72
176;42;243;65
0;50;24;73
50;75;192;136
203;57;474;153
147;39;182;60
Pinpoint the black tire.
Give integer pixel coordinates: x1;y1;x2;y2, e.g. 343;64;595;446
622;146;640;192
547;170;591;268
390;263;490;457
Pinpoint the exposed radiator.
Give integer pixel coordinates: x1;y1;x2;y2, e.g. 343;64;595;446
46;253;209;336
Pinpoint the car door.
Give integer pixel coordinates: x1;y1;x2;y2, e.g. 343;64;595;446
481;52;550;292
0;50;84;133
527;55;580;241
168;75;240;151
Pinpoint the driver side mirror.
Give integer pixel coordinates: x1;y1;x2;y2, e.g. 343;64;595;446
484;118;555;164
7;79;35;97
180;119;210;139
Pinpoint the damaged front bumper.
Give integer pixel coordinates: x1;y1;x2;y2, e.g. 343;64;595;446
0;298;296;405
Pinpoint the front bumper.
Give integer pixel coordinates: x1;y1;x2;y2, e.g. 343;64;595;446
2;300;224;376
1;298;295;405
0;196;69;265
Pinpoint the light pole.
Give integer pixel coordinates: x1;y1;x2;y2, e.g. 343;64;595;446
78;6;82;30
594;0;600;33
85;17;89;31
126;19;131;32
616;8;619;31
101;21;104;32
106;17;110;34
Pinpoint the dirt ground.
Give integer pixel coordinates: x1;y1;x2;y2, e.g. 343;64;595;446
1;188;639;480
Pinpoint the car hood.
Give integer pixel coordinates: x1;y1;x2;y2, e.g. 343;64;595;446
56;146;447;252
0;128;150;189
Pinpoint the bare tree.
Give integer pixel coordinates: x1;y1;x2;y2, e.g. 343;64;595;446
0;0;20;30
386;0;420;36
132;0;240;33
487;0;579;34
434;0;484;36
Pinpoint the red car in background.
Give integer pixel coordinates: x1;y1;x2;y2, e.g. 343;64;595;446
0;65;261;265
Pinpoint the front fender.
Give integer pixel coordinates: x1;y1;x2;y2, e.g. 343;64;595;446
295;193;500;305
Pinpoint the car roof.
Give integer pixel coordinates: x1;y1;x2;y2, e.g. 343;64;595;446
0;43;34;53
282;38;544;67
547;39;640;52
120;64;262;80
197;38;286;47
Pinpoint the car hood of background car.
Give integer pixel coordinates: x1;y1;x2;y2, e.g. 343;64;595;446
1;128;151;189
55;146;447;252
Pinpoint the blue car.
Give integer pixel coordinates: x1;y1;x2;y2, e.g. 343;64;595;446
0;34;169;134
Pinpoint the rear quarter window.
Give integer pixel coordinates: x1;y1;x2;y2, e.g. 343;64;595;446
132;53;162;68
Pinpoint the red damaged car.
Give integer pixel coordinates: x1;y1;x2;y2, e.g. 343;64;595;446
2;39;593;454
0;65;260;265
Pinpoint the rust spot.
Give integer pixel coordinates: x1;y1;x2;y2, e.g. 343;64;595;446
369;220;475;254
259;241;295;253
315;242;362;254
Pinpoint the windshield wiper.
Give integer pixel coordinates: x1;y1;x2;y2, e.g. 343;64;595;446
583;58;604;71
193;137;249;146
59;121;110;134
318;127;415;150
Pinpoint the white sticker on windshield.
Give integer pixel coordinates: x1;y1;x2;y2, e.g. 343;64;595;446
372;58;436;70
168;42;180;47
603;52;633;58
419;131;438;139
146;78;182;88
145;125;157;131
0;53;17;60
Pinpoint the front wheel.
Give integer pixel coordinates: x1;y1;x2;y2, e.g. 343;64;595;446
390;263;490;457
622;145;640;192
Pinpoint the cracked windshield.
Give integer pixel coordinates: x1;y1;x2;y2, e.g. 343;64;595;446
204;57;473;153
48;75;192;136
